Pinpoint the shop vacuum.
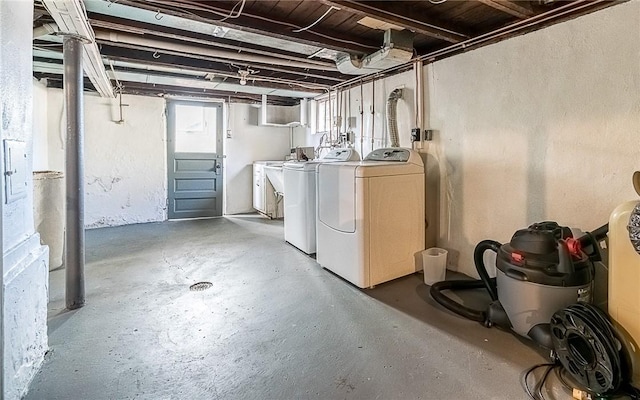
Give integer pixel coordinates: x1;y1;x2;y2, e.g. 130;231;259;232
430;221;606;349
430;172;640;398
429;221;629;396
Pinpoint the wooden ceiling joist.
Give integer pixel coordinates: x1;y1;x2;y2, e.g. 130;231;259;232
319;0;469;43
120;0;379;55
33;0;625;100
88;16;336;71
96;44;344;84
477;0;536;19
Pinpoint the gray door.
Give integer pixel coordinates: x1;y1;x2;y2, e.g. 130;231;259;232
167;101;223;219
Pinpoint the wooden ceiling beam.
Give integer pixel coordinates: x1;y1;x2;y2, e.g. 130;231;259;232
318;0;469;43
88;15;336;71
34;46;341;85
477;0;536;19
118;0;379;55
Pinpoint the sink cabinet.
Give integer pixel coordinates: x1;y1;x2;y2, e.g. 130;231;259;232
253;161;284;219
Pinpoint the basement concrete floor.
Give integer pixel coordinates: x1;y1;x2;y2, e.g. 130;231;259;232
26;216;557;399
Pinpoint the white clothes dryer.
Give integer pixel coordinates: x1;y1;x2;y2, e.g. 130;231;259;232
283;148;360;254
316;148;425;288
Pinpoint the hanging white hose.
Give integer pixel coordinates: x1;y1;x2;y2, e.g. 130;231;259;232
371;80;375;151
329;89;334;146
359;80;364;156
386;88;403;148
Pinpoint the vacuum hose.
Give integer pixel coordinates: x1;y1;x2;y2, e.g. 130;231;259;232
474;240;501;301
430;240;502;324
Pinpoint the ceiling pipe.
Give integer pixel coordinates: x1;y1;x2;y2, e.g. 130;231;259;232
41;0;114;97
94;31;339;72
337;29;413;75
386;88;402;148
331;0;605;90
33;23;58;38
414;59;425;147
90;23;335;70
34;45;341;84
32;62;321;98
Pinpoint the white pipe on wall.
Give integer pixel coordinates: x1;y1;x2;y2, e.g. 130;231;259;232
415;60;425;149
359;81;364;156
371;80;375;151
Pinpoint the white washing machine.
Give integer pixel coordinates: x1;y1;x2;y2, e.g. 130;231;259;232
283;148;360;254
316;148;425;288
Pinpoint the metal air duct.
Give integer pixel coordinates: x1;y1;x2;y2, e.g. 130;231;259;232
386;88;403;147
337;29;413;75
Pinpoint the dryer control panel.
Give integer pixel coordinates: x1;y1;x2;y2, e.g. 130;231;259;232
324;148;361;161
365;148;410;162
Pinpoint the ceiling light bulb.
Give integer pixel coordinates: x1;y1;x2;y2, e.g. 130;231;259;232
240;78;247;85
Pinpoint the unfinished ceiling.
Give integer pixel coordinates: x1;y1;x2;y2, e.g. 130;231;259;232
33;0;624;105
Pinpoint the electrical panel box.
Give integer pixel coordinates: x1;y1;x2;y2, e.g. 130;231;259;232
411;128;421;142
4;140;27;204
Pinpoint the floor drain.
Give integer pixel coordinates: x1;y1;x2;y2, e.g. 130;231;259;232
189;282;213;292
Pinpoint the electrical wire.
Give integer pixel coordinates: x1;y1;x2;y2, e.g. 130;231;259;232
624;384;640;400
215;0;246;22
522;356;640;400
555;365;577;393
292;5;339;32
520;302;637;400
535;365;555;400
108;60;123;92
429;0;448;4
522;363;556;400
141;0;378;50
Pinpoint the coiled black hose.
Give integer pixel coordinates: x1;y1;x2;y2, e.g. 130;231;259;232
429;279;489;322
551;303;623;396
429;240;501;323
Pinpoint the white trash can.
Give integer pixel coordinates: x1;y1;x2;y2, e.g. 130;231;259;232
422;247;448;285
33;171;65;270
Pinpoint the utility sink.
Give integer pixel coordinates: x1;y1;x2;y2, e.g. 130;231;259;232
264;165;285;195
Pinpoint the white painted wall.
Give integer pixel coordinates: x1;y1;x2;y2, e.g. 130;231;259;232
293;70;438;249
32;79;49;172
427;1;640;277
294;70;418;159
1;2;49;399
298;2;640;278
47;90;168;228
224;103;300;214
39;93;303;223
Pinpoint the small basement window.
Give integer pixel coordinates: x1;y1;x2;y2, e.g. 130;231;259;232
316;95;336;134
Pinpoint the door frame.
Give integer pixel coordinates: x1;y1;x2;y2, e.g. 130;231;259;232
165;99;224;219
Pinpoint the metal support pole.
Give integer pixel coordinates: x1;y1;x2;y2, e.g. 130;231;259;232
63;36;85;310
